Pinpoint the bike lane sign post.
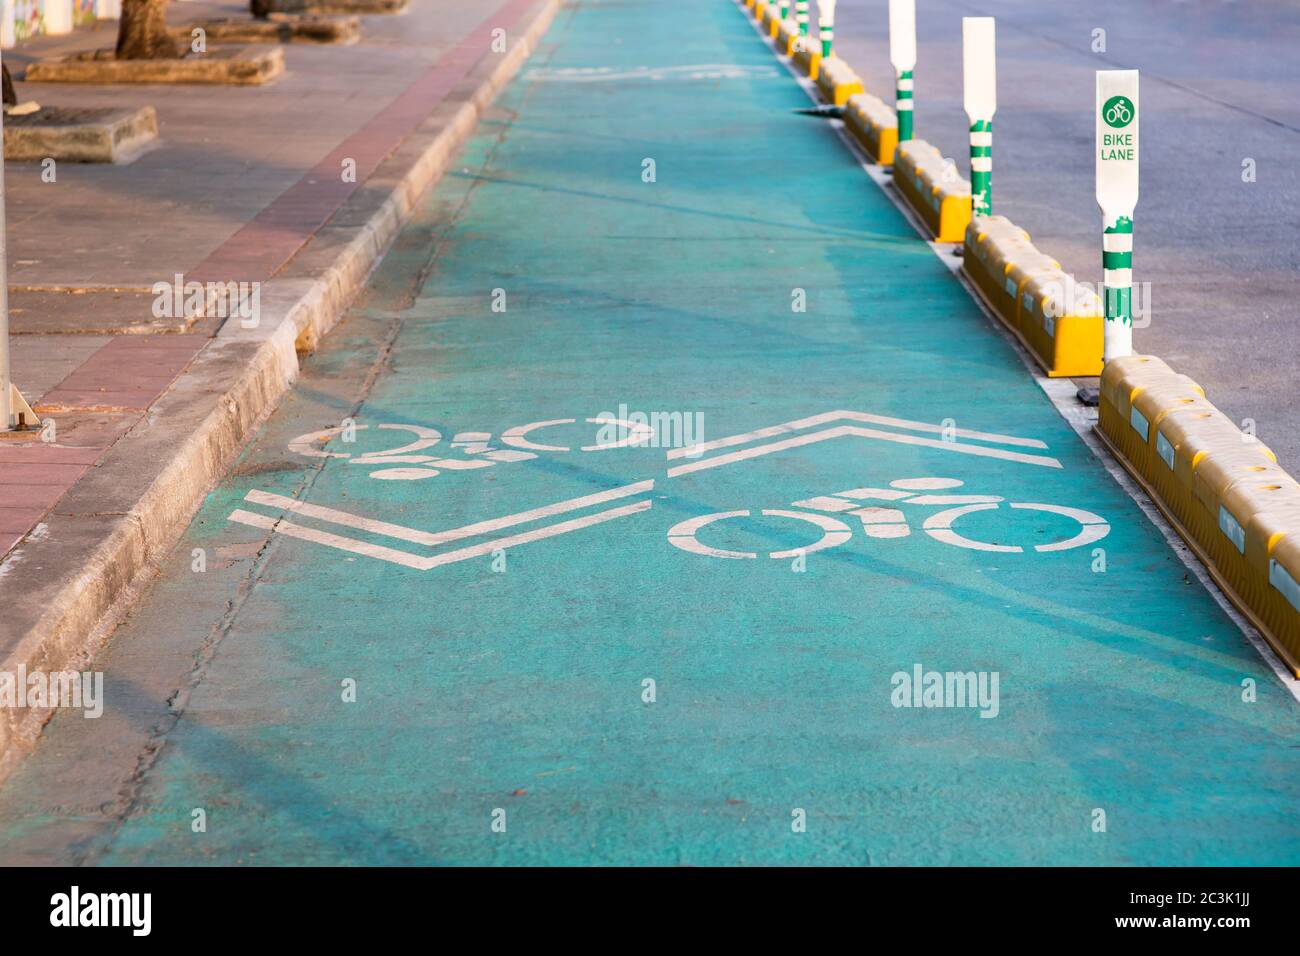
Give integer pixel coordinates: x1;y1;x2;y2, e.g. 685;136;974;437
962;17;996;218
1096;69;1139;362
889;0;917;143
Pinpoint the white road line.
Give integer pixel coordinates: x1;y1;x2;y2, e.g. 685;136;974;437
420;499;653;568
230;499;654;571
667;424;1061;478
228;509;434;569
244;480;654;548
669;408;1048;460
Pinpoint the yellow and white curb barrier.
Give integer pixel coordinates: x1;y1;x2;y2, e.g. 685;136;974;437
844;92;899;166
1098;355;1300;675
893;139;972;242
814;55;864;106
962;215;1104;377
761;2;786;37
792;33;822;80
774;17;802;54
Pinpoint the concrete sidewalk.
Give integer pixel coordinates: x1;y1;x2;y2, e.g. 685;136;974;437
0;0;563;772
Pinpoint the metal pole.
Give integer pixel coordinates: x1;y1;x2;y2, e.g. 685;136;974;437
1096;70;1139;362
889;0;916;142
0;48;13;431
962;18;996;218
0;48;35;432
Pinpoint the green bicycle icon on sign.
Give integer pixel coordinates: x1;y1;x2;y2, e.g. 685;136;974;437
1103;95;1135;129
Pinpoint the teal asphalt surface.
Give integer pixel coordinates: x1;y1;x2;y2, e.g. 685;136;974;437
1;0;1298;865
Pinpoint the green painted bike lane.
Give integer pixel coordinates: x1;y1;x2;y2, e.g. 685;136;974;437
3;0;1299;865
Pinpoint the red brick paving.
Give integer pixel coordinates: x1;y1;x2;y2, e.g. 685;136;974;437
38;335;205;413
189;0;530;285
0;507;51;534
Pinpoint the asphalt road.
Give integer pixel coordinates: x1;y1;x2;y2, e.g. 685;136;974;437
0;0;1295;865
834;0;1300;475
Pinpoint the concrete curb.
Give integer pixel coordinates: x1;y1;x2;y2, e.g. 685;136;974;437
0;0;564;781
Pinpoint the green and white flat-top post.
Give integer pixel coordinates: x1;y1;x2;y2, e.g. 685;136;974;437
795;0;809;35
1096;69;1139;362
962;17;996;218
778;0;790;21
889;0;916;142
817;0;836;57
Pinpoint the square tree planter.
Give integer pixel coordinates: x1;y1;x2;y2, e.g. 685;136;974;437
25;46;285;86
258;0;407;14
175;15;362;45
4;105;159;163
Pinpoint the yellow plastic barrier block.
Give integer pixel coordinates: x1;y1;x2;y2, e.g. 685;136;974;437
1099;355;1181;473
962;216;1028;310
792;35;822;80
1199;461;1300;668
960;217;1102;376
974;237;1037;326
893;139;971;242
1003;252;1058;333
1258;524;1300;670
1188;446;1283;568
1131;379;1207;482
1098;353;1300;675
815;56;864;107
775;19;801;56
762;8;779;36
844;93;898;165
1100;355;1175;437
1024;273;1103;378
978;230;1034;299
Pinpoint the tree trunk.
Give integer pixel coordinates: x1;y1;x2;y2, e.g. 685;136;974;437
116;0;181;60
1;63;15;107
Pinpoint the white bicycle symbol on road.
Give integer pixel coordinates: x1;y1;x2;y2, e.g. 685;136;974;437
287;416;658;480
236;410;1110;572
667;476;1110;559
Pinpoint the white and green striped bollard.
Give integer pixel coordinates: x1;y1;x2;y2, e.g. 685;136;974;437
1096;70;1139;360
817;0;835;57
889;0;916;142
795;0;809;36
962;17;996;217
778;0;789;23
